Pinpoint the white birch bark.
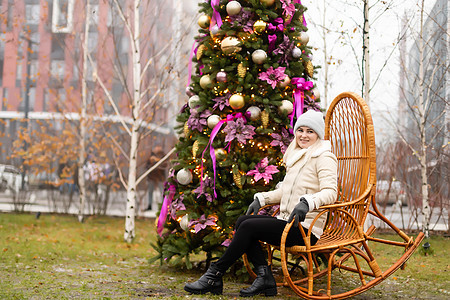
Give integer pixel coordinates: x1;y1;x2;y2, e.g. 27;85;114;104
362;0;370;104
321;0;329;108
123;0;142;243
417;0;430;238
78;0;90;223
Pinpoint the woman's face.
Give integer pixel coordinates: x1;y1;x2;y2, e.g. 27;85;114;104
296;126;319;149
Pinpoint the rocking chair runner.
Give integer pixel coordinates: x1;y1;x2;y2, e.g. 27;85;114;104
243;92;425;299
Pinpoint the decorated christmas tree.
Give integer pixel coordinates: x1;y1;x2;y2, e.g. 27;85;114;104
153;0;320;268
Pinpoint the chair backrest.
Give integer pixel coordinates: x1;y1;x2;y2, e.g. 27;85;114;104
325;92;377;225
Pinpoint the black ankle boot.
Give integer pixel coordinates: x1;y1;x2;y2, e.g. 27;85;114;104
240;265;277;297
184;263;224;295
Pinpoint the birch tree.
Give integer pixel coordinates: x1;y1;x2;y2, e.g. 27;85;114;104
90;0;192;242
78;0;91;223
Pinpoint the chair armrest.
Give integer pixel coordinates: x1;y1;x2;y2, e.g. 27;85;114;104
318;184;374;210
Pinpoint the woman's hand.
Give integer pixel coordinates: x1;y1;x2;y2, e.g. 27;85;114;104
246;199;261;215
288;198;309;227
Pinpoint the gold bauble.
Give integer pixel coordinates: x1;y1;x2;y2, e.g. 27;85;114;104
229;94;245;110
197;44;207;60
260;0;275;7
192;140;200;157
304;60;314;77
221;37;242;55
214;148;227;161
233;171;243;189
237;63;247;78
198;15;211;29
278;75;291;89
261;110;269;129
200;75;213;89
184;121;190;137
253;20;267;34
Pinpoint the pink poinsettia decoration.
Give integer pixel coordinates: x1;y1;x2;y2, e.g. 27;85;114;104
271;127;293;153
259;66;287;89
247;157;279;183
188;215;218;234
223;118;256;144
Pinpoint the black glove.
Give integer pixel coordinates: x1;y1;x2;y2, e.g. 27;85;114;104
288;198;309;227
246;199;261;215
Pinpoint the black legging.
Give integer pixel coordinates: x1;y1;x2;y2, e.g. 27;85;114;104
214;214;318;271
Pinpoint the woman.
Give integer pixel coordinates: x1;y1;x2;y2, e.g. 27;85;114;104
184;110;338;297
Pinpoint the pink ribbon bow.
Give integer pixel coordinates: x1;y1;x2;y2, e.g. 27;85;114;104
268;18;285;32
210;0;223;31
289;77;314;133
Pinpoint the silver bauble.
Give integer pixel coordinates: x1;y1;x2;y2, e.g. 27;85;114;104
279;100;294;114
207;114;221;129
246;106;261;121
300;32;309;45
210;24;220;36
216;71;227;82
185;86;195;97
179;214;190;230
176;169;193;185
188;95;200;108
252;49;267;64
292;47;302;58
226;1;242;16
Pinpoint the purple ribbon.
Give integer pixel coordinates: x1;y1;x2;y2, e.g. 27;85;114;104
157;184;176;236
290;77;313;133
210;0;223;31
200;112;249;198
268;34;277;53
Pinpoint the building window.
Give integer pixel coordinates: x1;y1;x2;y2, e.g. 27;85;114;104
30;32;40;54
52;0;75;33
6;0;14;31
51;60;65;81
29;87;36;111
2;88;8;111
43;88;49;111
30;60;39;81
26;4;41;25
51;34;65;60
0;34;4;86
88;32;98;54
91;5;99;25
16;59;23;81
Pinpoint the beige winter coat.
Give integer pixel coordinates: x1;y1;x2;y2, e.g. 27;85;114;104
258;139;338;238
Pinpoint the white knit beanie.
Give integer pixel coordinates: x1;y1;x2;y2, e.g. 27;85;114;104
293;110;325;139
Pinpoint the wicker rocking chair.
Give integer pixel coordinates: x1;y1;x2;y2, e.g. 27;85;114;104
243;92;425;299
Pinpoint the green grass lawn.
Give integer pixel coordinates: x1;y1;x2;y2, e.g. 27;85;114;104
0;213;448;299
